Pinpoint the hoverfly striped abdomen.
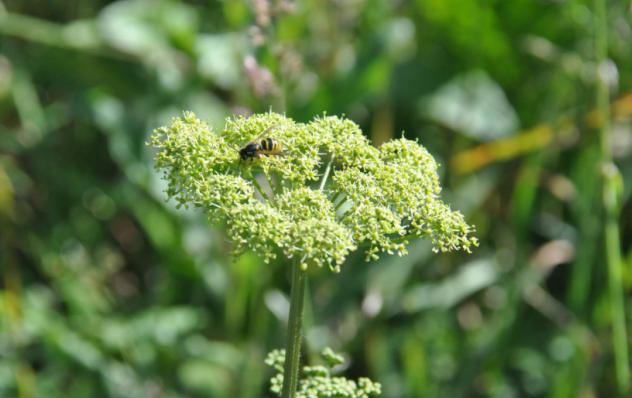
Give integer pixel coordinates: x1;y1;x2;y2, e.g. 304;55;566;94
261;138;282;152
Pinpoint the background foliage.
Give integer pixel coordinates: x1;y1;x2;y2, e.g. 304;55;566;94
1;0;631;397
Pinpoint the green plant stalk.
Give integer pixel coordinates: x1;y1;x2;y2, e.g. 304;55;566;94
337;207;355;223
594;0;630;394
334;197;349;212
603;182;628;396
251;174;274;203
329;190;342;204
265;170;282;197
281;256;307;398
319;154;335;191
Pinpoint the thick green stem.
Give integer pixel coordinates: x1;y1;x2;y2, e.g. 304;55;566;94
594;0;630;395
281;257;307;398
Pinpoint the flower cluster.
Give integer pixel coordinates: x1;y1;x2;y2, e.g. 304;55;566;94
151;111;476;270
265;349;382;398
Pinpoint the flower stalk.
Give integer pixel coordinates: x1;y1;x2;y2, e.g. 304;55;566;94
251;174;274;203
281;256;307;398
594;0;629;394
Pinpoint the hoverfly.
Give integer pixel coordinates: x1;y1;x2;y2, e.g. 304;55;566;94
229;125;286;173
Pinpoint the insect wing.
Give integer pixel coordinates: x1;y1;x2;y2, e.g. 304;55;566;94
245;125;279;147
257;150;287;157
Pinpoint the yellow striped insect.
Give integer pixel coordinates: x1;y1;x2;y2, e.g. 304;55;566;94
229;125;286;173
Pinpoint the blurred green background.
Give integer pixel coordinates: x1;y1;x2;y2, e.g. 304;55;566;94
1;0;631;397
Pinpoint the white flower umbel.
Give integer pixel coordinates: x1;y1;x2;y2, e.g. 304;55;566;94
151;111;477;271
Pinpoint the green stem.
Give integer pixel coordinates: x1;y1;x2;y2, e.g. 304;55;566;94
334;197;349;212
594;0;630;395
604;174;628;395
319;154;335;191
251;175;274;203
265;171;282;198
329;190;342;204
337;207;354;223
281;257;307;398
277;171;286;195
